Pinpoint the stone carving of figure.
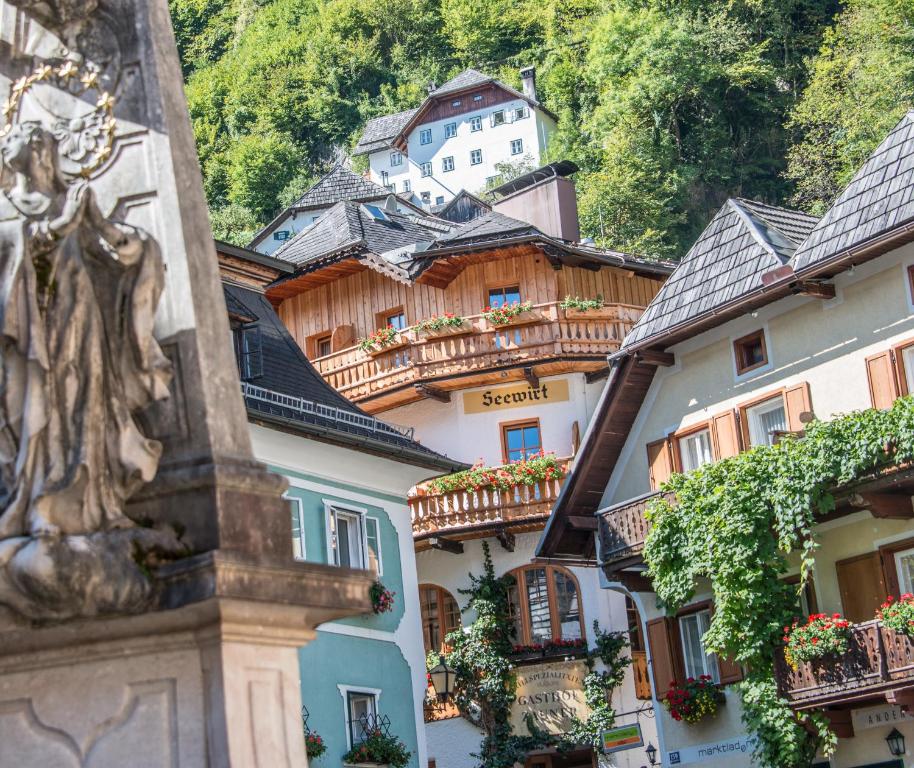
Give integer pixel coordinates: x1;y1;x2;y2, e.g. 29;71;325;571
0;121;180;621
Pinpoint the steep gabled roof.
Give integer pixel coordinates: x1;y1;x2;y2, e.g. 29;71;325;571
620;199;818;351
792;111;914;271
433;210;539;245
292;165;390;210
430;68;492;97
353;107;420;155
224;280;465;472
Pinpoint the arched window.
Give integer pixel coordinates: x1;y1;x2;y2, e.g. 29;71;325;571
506;565;584;645
420;584;461;653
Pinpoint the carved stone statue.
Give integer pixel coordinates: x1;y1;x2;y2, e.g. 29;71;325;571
0;97;179;621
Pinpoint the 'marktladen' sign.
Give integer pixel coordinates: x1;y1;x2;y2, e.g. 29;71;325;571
510;661;590;735
464;380;570;414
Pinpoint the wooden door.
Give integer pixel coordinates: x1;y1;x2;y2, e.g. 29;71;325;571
836;552;888;622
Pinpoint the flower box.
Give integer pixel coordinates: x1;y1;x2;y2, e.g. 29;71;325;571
363;335;409;357
563;306;618;321
488;309;541;328
413;320;474;340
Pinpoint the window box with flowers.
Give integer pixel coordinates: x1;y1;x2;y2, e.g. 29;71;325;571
357;326;409;356
663;676;724;724
413;313;473;340
510;637;587;662
783;613;852;669
482;301;540;328
342;728;411;768
878;594;914;637
425;453;565;495
369;580;395;614
560;295;617;320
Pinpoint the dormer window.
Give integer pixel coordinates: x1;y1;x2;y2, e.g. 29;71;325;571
232;325;262;381
419;128;432;145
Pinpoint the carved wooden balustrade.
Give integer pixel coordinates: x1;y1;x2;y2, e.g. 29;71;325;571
312;302;644;405
410;474;566;540
775;619;914;709
597;491;667;575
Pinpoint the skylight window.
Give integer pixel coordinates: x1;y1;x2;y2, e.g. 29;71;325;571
362;204;390;222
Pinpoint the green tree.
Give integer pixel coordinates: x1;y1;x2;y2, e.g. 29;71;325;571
786;0;914;213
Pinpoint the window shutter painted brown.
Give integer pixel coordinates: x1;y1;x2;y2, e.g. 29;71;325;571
646;617;679;699
784;382;813;432
331;323;355;352
866;351;899;410
717;655;744;685
881;548;901;600
837;552;889;622
646;439;674;490
711;411;741;458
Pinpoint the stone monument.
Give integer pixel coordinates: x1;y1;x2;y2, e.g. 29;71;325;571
0;2;373;765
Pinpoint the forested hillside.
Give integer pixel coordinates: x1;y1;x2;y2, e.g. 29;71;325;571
171;0;914;257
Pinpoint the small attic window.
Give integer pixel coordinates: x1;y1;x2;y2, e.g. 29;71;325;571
362;203;389;222
734;330;768;375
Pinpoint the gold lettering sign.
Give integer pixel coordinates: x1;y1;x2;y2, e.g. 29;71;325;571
464;379;570;414
510;660;590;736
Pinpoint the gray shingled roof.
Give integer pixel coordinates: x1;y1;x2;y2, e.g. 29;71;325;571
434;210;538;244
793;111;914;271
353;107;420;155
225;281;463;471
431;69;493;97
621;199;819;350
271;201;457;270
292;165;389;210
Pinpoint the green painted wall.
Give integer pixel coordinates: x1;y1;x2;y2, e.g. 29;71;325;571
299;633;420;768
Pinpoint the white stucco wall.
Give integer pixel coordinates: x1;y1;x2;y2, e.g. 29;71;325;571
367;101;555;206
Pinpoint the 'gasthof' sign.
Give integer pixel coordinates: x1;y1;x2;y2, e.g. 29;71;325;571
509;660;590;736
463;379;570;414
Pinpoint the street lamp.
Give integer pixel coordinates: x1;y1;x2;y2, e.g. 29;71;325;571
429;658;456;702
886;728;906;757
645;742;658;766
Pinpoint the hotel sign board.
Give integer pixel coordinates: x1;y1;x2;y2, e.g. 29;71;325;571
464;379;570;414
509;660;590;735
600;723;643;753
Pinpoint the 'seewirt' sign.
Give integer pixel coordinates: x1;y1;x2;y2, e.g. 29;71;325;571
509;660;590;735
464;379;570;414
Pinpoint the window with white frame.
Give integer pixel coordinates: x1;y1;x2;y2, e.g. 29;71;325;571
365;516;382;575
746;396;788;447
679;428;713;472
420;161;432;177
470;149;482;165
445;122;457;139
491;110;506;127
402;179;411;193
346;690;378;746
389;151;403;167
902;345;914;394
678;609;719;682
419;128;432;145
896;547;914;595
329;506;365;569
287;495;306;561
514;106;528;121
470;116;482;132
510;138;523;155
442;156;455;172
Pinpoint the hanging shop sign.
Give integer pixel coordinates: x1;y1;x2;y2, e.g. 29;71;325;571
509;660;590;735
464;379;570;414
600;723;644;753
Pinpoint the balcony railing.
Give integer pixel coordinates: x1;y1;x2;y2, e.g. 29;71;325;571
597;491;666;573
410;474;565;539
775;619;914;709
312;302;644;405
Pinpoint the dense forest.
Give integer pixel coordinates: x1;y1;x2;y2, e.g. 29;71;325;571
170;0;914;258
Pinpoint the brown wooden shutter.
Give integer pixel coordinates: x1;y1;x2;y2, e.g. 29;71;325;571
331;323;355;352
646;617;679;698
717;655;744;685
837;552;889;622
646;439;674;490
881;548;901;600
784;382;813;432
866;351;899;410
711;411;741;458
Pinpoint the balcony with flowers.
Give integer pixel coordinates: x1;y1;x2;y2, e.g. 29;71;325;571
409;453;569;545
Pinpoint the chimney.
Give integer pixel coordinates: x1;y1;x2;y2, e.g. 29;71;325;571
520;66;536;102
491;160;580;242
427;80;438;94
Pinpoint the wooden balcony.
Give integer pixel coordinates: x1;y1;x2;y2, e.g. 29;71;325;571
411;475;565;546
311;302;644;413
775;620;914;710
597;492;663;575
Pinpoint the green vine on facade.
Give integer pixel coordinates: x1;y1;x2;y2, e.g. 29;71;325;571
445;542;632;767
643;395;914;767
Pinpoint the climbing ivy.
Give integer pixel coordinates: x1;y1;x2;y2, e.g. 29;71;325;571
445;542;632;767
644;395;914;767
